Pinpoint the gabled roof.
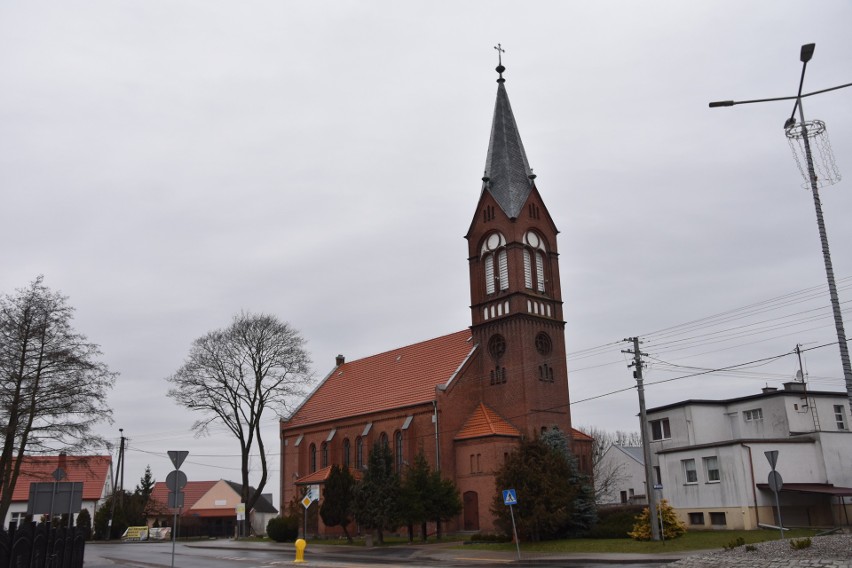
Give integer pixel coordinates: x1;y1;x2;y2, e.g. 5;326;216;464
222;480;278;514
284;330;474;429
614;445;645;465
150;480;217;513
294;465;363;486
10;455;111;502
482;68;534;219
570;428;594;442
455;403;521;441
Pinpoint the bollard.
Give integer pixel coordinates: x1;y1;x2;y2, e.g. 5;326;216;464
294;538;307;563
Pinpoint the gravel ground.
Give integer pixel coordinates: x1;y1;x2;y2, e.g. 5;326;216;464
671;533;852;567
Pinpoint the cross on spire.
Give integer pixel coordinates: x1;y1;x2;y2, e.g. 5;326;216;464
493;43;506;82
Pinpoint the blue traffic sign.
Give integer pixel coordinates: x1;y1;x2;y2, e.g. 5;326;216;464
502;489;517;506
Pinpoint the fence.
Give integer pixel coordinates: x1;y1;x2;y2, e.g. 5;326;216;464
0;523;87;568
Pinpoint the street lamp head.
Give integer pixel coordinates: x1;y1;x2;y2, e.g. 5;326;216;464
709;100;734;108
784;117;796;130
800;43;815;63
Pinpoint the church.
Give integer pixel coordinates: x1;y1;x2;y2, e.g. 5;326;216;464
279;60;591;535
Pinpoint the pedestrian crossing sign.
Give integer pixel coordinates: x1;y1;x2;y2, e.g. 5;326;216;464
502;489;517;506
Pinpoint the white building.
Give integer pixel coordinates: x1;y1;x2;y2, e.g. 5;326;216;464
646;382;852;530
597;445;647;505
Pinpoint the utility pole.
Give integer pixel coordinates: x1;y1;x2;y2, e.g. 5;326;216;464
624;337;661;541
108;428;126;540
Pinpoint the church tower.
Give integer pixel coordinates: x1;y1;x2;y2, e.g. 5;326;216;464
465;60;573;440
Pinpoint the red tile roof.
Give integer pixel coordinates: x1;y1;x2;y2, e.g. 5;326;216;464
455;403;521;440
11;455;111;502
571;428;594;441
285;330;474;428
149;480;217;514
294;466;362;486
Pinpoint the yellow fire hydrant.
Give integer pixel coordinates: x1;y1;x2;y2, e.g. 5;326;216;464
294;538;307;563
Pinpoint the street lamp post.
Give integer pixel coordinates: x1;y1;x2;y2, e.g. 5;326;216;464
710;43;852;416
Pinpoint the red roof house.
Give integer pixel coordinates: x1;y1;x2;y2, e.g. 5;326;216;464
3;454;112;527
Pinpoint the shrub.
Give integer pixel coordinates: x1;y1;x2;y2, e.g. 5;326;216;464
745;545;757;552
723;537;746;551
75;509;92;535
628;499;686;541
586;505;645;539
790;537;812;550
267;515;299;543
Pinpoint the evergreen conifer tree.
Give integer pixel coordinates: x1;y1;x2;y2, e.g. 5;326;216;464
320;465;356;542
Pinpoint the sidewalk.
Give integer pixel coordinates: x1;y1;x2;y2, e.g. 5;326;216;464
184;535;852;567
185;538;692;565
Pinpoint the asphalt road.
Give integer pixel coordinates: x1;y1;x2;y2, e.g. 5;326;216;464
85;540;671;568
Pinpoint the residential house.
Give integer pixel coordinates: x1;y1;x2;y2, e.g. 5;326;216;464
646;382;852;529
597;445;647;505
149;479;277;537
280;61;592;536
3;454;111;528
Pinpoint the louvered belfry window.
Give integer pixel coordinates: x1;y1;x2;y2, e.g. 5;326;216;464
523;231;547;293
482;232;508;295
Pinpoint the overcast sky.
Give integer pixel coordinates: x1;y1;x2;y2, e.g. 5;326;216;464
2;1;851;506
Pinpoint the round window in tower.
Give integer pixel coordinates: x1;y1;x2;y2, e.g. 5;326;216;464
488;334;506;361
535;332;552;356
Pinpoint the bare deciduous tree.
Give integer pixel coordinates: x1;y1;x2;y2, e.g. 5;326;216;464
0;276;116;521
578;426;641;502
167;312;311;517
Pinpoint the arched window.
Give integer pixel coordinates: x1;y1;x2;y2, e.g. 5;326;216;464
343;438;351;469
394;431;403;471
321;442;329;468
309;443;317;473
355;437;364;469
380;432;389;449
522;231;547;293
481;233;508;294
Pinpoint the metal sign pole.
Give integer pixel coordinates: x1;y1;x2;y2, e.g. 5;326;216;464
508;504;520;561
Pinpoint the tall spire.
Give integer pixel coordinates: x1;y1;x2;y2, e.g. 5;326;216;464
482;50;534;219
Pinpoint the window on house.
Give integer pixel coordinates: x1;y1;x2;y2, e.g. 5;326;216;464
834;405;848;430
470;454;476;474
343;438;351;468
476;453;481;473
654;466;662;485
743;408;763;422
395;431;403;471
682;459;698;483
321;442;329;468
650;418;671;441
709;512;727;526
355;437;363;469
688;512;705;525
620;491;628;504
380;432;389;449
309;443;317;473
703;456;720;482
10;512;27;527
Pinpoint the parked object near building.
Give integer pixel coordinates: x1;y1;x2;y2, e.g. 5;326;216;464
645;382;852;530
